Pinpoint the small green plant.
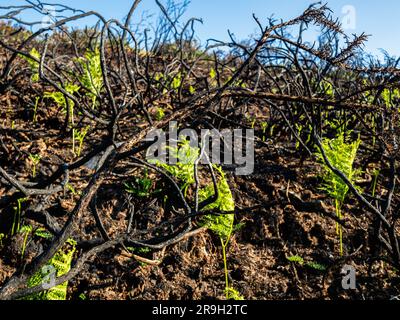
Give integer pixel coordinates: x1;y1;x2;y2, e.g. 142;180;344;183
44;83;80;125
124;170;155;198
287;255;304;264
34;228;53;240
19;225;52;259
226;77;247;89
19;225;33;258
225;287;244;300
127;247;152;255
65;183;79;196
24;239;76;300
12;197;27;236
0;233;5;247
306;261;327;271
78;293;87;300
127;246;152;266
28;153;41;178
295;123;303;149
316;124;361;256
381;87;400;108
371;168;380;197
199;167;243;299
320;79;334;97
150;140;243;299
294;118;312;150
154;72;163;82
171;73;182;91
260;121;268;142
286;255;327;271
73;125;90;157
245;115;256;129
269;124;276;137
76;49;103;109
189;85;196;94
150;139;199;196
209;67;217;80
44;83;81;154
32;96;40;123
20;48;41;82
155;107;165;121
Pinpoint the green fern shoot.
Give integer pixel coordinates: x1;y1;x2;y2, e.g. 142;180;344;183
76;49;103;108
20;48;41;82
150;139;243;299
23;239;76;300
316;128;361;256
199;166;243;299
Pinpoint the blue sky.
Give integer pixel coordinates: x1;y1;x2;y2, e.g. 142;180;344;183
1;0;399;58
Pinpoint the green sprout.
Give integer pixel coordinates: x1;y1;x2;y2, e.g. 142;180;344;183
20;48;41;82
18;224;51;259
155;107;165;121
306;261;327;271
150;139;198;196
44;83;81;154
32;96;40;123
65;183;79;196
76;49;103;109
321;80;334;97
189;85;196;94
28;153;41;178
124;170;155;198
199;167;243;300
73;125;90;157
381;88;400;108
24;239;76;300
209;68;217;80
371;168;380;198
19;225;33;258
287;255;327;271
78;293;87;300
316;124;361;256
260;121;268;142
150;140;242;299
295;123;303;149
44;83;80;125
12;197;28;236
287;255;304;265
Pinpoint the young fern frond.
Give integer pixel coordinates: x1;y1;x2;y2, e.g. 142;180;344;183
149;139;198;195
316;129;361;255
198;167;235;243
224;287;244;300
149;139;242;299
198;167;243;299
23;239;76;300
28;153;41;178
20;48;41;82
287;255;304;265
76;49;103;108
44;83;80;125
44;83;80;154
73;125;90;157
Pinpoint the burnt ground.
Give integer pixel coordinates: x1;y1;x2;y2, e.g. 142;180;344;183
67;146;399;300
2;128;398;300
